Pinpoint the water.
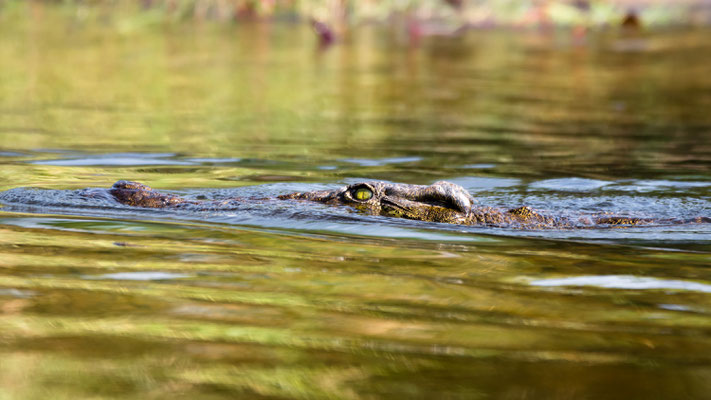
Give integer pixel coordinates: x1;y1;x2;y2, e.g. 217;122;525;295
1;14;711;399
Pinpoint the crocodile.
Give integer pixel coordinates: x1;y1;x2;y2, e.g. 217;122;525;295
107;180;710;228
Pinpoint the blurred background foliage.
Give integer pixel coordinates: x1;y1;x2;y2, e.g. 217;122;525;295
1;0;711;32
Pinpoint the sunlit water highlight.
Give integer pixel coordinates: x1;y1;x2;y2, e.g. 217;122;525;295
529;275;711;293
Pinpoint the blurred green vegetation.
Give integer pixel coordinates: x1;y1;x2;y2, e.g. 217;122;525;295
1;0;710;30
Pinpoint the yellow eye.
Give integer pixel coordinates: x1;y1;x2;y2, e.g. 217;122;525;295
354;187;373;201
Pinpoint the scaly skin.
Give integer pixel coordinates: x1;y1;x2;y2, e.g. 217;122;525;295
107;180;711;228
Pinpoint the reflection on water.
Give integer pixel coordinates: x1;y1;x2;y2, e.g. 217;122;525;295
339;157;423;167
29;153;195;166
529;177;612;191
85;271;194;281
529;275;711;293
0;15;710;400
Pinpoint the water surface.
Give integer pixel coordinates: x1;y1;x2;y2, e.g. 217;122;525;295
1;16;711;399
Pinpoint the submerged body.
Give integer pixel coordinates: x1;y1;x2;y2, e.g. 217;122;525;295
107;180;709;228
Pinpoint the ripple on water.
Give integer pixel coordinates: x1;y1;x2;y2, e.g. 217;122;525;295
657;304;695;312
529;178;612;191
447;176;521;192
0;151;25;157
529;275;711;293
184;157;242;164
611;180;711;192
0;288;36;298
28;153;193;166
83;272;193;281
460;164;497;169
339;156;422;167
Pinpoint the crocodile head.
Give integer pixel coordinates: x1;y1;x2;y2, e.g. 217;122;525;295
107;179;479;224
278;181;475;224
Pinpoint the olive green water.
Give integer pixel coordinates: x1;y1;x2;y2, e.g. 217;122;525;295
1;15;711;399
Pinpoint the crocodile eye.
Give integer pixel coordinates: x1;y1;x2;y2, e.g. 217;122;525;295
353;187;373;201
